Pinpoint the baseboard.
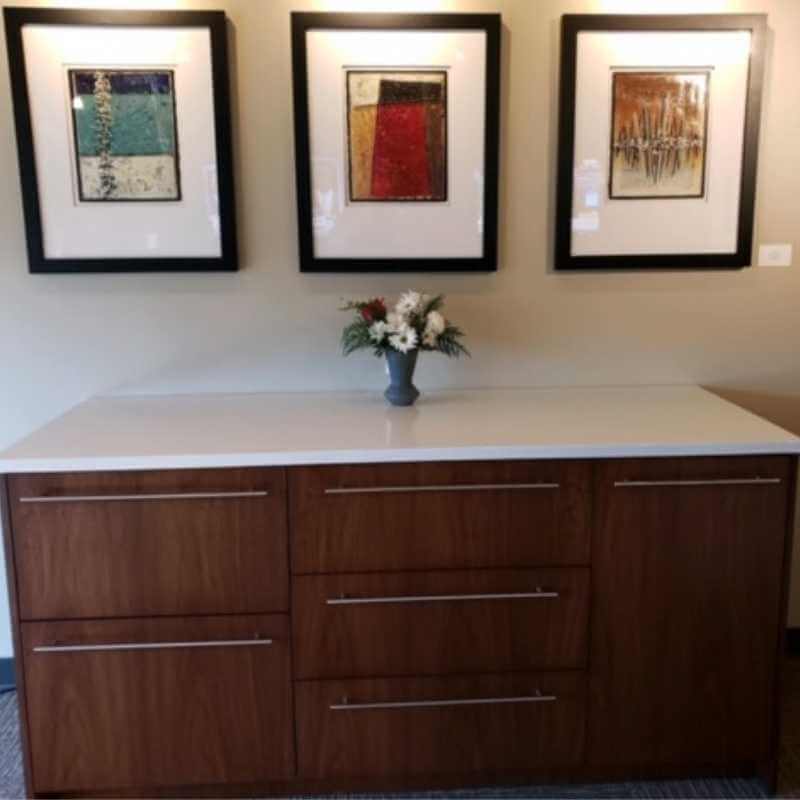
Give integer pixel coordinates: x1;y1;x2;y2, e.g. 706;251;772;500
0;657;14;691
788;628;800;657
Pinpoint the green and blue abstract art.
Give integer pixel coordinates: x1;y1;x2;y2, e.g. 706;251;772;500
69;69;181;201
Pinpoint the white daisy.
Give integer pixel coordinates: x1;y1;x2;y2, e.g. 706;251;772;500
396;290;422;315
369;321;388;343
425;310;446;336
389;324;418;353
386;311;405;331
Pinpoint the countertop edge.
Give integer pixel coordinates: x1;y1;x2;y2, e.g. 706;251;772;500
2;440;799;474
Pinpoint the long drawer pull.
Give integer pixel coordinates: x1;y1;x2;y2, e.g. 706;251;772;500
33;638;273;654
614;478;781;489
324;482;559;496
331;693;557;711
19;490;269;504
327;589;559;606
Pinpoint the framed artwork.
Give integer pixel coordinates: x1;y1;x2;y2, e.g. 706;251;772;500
3;8;238;273
555;14;767;271
291;13;501;273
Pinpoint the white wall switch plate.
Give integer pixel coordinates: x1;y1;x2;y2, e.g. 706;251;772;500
758;244;793;267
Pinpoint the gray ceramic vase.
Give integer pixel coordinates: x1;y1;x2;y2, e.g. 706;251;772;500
384;349;420;406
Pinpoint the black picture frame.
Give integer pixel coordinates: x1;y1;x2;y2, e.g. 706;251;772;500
290;12;501;273
555;14;767;271
3;7;238;273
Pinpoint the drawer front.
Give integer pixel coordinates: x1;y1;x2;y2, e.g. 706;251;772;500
293;568;589;679
296;672;586;778
290;461;591;574
22;615;295;793
9;468;288;620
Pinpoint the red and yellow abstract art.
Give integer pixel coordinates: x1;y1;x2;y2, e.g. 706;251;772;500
346;71;447;202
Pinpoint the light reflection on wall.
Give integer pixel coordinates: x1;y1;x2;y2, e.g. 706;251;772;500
594;0;732;13
51;0;186;8
309;0;458;12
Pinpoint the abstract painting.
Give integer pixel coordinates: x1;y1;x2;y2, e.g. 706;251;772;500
68;69;180;202
346;70;447;202
609;71;709;199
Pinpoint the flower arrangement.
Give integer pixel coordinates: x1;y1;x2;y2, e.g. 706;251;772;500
340;291;469;358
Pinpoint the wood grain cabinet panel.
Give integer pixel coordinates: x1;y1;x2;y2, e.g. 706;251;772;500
22;615;295;794
3;450;795;798
295;672;586;778
293;568;589;679
588;456;792;773
289;461;591;574
9;468;288;619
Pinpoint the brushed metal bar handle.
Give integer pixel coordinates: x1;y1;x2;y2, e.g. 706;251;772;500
324;482;559;496
19;490;269;504
327;589;559;606
331;693;557;711
33;638;273;654
614;478;781;488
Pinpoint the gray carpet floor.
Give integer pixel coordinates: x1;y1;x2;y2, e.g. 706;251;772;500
0;693;20;800
6;664;800;799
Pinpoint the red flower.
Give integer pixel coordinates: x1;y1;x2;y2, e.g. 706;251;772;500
361;298;387;323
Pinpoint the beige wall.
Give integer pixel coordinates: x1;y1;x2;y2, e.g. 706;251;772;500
1;0;800;656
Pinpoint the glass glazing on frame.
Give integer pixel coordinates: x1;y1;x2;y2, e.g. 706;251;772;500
68;68;181;202
609;70;709;199
346;70;447;202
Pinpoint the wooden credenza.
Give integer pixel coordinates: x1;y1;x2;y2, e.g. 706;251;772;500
1;454;795;797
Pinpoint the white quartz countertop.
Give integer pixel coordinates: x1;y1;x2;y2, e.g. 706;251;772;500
0;386;798;474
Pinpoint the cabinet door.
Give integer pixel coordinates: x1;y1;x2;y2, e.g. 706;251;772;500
22;615;295;794
10;468;288;619
290;461;591;574
293;568;589;679
589;456;792;771
296;672;586;779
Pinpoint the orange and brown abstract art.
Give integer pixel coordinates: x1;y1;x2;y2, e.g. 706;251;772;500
610;71;709;199
346;71;447;202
